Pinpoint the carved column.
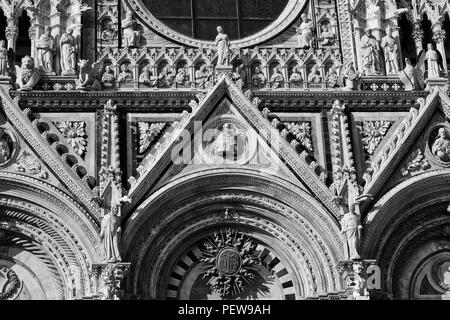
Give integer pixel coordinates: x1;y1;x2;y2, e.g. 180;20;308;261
352;19;364;75
5;18;18;51
412;21;424;56
282;65;289;88
390;19;404;71
336;0;357;67
49;2;64;75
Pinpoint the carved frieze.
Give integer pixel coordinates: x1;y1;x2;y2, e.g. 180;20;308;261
15;151;49;179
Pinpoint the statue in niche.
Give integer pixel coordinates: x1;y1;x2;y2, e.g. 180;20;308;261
139;65;155;84
100;205;122;263
342;61;362;90
60;26;78;76
195;64;214;89
431;128;450;162
215;26;230;67
175;67;188;85
251;66;266;88
341;204;362;260
0;133;11;164
325;65;339;88
122;11;141;47
270;65;284;88
153;65;175;87
36;26;56;74
117;63;133;83
418;43;443;78
14;56;42;91
296;13;314;49
102;65;116;87
360;28;381;75
75;59;103;91
205;123;245;160
319;24;335;46
399;58;424;91
289;65;303;85
307;64;322;82
380;26;399;75
0;40;7;76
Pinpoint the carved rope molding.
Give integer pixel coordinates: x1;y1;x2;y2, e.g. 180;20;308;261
124;0;307;48
362;92;439;200
0;85;100;217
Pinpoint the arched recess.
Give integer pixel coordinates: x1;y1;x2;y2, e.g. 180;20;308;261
0;172;103;299
363;170;450;299
122;167;344;299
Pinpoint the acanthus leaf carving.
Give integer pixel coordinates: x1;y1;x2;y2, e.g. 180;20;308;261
284;122;314;153
400;149;430;177
15;151;49;179
361;121;392;155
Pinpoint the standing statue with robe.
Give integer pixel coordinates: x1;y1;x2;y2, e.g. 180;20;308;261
122;11;141;47
296;14;314;48
215;26;230;67
380;26;399;75
341;204;363;260
361;28;381;75
36;26;56;74
100;205;122;263
60;26;78;76
425;43;441;78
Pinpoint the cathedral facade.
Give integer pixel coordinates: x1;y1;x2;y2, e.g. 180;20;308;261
0;0;450;300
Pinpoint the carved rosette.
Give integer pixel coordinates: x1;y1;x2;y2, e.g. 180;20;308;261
361;121;392;155
200;229;260;298
284;122;313;153
0;266;22;300
54;121;88;158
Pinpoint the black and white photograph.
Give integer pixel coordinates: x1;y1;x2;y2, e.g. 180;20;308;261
0;0;449;315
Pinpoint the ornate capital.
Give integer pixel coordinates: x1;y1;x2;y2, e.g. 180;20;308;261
5;26;18;41
91;263;131;300
432;29;446;42
411;23;424;42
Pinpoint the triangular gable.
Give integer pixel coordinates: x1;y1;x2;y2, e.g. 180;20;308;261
0;85;100;220
361;89;442;210
125;75;340;217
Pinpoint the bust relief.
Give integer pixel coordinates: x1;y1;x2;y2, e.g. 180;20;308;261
431;127;450;163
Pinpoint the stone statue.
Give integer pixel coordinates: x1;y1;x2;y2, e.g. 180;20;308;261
326;65;339;88
308;64;322;83
206;123;242;158
399;58;424;91
360;28;381;75
122;11;141;47
289;65;303;85
117;63;133;83
175;67;188;85
195;64;213;89
270;65;284;88
431;128;450;162
424;43;442;78
251;66;266;88
139;65;155;84
60;26;78;76
14;56;42;91
319;24;335;46
352;262;369;298
75;59;103;91
215;26;230;67
36;26;56;74
296;14;314;48
0;40;7;76
100;205;122;263
380;26;399;75
342;61;361;90
101;65;116;87
341;204;362;260
0;135;11;164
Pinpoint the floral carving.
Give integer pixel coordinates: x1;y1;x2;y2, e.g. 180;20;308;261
361;121;392;155
15;151;48;179
200;228;260;298
0;266;21;300
54;121;88;158
138;122;166;154
284;122;313;153
400;149;430;176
